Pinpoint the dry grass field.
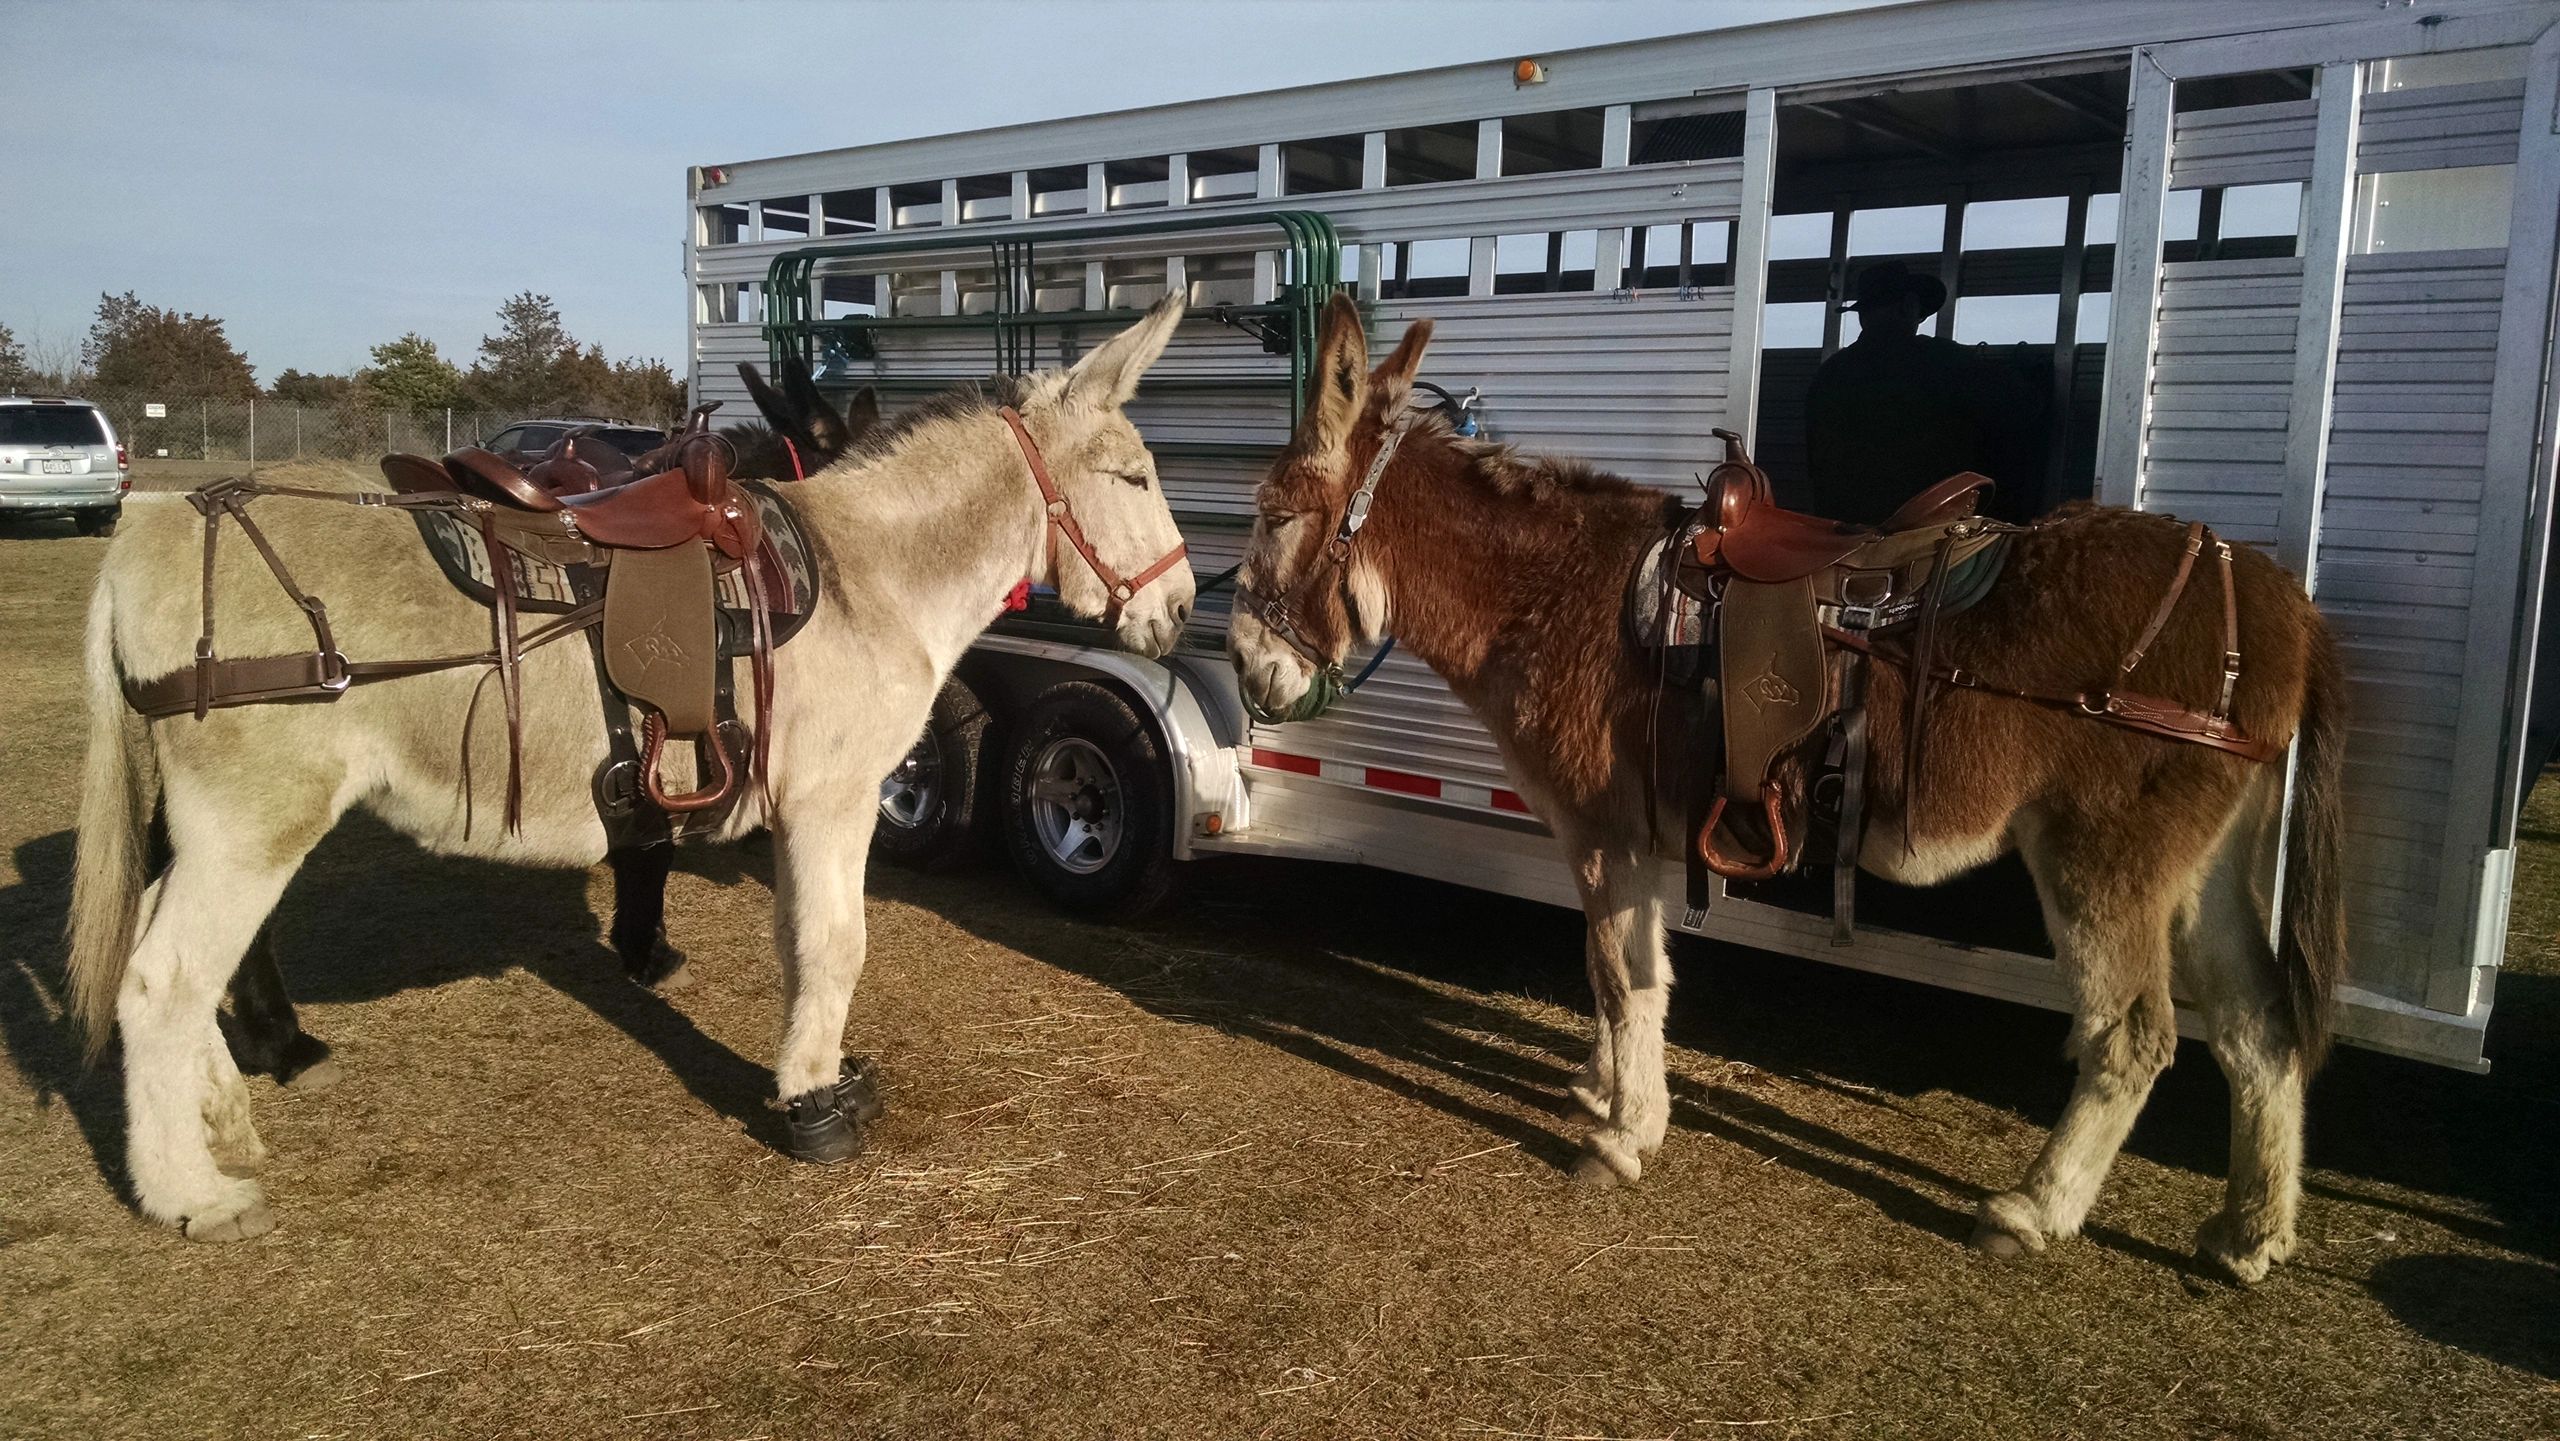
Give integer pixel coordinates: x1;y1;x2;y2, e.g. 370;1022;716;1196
2;486;2555;1439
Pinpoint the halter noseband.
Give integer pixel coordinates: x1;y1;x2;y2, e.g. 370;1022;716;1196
1001;406;1189;628
1235;407;1417;680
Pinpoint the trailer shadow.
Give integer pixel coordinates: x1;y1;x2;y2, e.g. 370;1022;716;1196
890;853;2558;1286
0;815;784;1198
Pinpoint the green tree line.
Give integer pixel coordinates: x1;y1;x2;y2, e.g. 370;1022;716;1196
2;291;682;422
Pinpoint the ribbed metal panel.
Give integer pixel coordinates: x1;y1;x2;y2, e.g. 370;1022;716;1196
2316;248;2506;1001
2141;257;2302;545
2356;78;2526;174
2167;97;2316;189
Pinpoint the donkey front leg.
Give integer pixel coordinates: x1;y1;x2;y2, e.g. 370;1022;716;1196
770;787;880;1163
1570;847;1672;1187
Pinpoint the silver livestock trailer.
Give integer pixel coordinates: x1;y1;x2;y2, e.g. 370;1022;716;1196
685;0;2560;1071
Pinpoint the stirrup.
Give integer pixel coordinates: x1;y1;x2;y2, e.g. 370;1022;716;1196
639;711;739;813
1697;782;1792;881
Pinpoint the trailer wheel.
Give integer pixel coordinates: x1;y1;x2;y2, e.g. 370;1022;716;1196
873;675;995;870
1001;681;1176;920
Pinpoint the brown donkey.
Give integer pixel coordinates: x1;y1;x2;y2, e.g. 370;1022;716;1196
1229;295;2348;1283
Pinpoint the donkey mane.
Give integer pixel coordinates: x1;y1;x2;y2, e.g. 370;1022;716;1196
840;376;1033;465
1418;416;1655;506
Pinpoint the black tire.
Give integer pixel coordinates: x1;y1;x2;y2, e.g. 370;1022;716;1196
75;508;119;537
873;674;996;870
1000;681;1177;920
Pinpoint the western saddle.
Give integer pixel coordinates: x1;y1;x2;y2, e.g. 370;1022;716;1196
130;418;782;837
1659;430;2278;940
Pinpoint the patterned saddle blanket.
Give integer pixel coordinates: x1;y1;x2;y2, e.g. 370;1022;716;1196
411;478;820;654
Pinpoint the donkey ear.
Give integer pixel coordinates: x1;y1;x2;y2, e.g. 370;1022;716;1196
1300;291;1369;463
840;386;881;444
1063;293;1186;409
738;362;798;435
1367;317;1435;416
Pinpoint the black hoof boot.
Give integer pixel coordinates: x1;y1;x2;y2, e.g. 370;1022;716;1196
835;1057;884;1126
783;1087;865;1164
620;928;692;992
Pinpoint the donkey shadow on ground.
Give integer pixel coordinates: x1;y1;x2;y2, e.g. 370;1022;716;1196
0;814;784;1193
895;852;2560;1314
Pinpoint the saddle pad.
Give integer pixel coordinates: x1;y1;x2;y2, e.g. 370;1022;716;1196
1627;530;1710;650
411;479;818;653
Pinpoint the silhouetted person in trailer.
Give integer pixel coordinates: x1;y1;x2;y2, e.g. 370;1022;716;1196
1799;260;2046;526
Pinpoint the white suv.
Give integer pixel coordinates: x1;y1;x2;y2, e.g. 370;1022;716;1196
0;397;129;536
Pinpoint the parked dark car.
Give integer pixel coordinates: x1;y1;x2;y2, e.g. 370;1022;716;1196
480;418;667;472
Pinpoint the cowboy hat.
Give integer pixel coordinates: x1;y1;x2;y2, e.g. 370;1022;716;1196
1841;259;1949;315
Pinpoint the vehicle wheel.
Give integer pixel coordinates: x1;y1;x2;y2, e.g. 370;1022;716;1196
76;508;119;538
1001;681;1176;920
874;675;996;870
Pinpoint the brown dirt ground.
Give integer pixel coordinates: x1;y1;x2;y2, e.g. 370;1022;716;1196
3;489;2557;1441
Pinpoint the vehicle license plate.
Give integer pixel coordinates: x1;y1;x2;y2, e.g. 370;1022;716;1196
41;460;72;474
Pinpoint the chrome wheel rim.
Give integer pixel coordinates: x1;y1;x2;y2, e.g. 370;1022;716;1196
1028;736;1120;874
879;730;943;831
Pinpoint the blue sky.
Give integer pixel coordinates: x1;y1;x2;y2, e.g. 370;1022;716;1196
6;0;1877;383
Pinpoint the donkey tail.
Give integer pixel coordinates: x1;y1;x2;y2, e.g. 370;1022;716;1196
2279;627;2349;1072
67;570;158;1064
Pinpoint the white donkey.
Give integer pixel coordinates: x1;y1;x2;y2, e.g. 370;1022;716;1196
67;299;1197;1242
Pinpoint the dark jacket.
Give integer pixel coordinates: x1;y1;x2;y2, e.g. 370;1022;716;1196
1800;332;2046;526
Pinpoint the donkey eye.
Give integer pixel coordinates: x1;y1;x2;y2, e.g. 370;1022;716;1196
1117;469;1150;488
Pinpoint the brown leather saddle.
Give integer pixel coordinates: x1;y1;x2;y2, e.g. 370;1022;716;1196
1663;431;2013;935
378;429;776;825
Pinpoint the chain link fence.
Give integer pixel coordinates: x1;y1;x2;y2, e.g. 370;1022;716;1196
70;392;683;465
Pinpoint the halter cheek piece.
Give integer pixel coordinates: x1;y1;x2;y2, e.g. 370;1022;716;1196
1000;407;1189;628
1235;407;1418;679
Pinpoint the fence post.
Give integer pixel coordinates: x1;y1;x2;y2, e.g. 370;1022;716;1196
445;407;453;452
200;400;209;460
386;413;393;454
294;405;302;458
249;398;257;469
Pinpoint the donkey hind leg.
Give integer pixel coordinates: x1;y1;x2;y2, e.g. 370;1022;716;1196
218;924;340;1092
121;850;309;1241
199;1011;266;1178
770;786;879;1163
1568;1016;1615;1123
2181;810;2306;1283
1975;822;2181;1259
1571;847;1671;1187
609;842;691;992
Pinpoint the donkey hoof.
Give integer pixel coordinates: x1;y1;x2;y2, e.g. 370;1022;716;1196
2195;1213;2293;1285
836;1058;885;1127
284;1056;343;1093
183;1189;276;1244
783;1088;865;1165
1970;1193;2046;1261
1571;1139;1640;1190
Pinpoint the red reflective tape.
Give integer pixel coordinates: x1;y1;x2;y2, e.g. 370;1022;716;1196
1251;748;1321;776
1363;766;1439;798
1491;789;1530;813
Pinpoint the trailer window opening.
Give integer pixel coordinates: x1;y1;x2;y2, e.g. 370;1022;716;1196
1628;109;1746;166
1189;147;1260;203
1500;108;1604;177
1959;197;2065;251
818;189;876;236
2368;45;2527;93
1029;166;1088;217
1282;135;1362;196
2352;163;2515;254
759;198;811;241
1628;220;1734;290
1105;257;1169;308
1493;230;1599;294
889;182;941;228
817;274;878;320
1383;122;1477;187
1104;157;1169;210
958;173;1012;224
1377;237;1468;300
2173;68;2314;114
1849;204;1944;256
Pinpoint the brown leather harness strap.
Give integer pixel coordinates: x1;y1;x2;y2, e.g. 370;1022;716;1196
1000;407;1188;628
